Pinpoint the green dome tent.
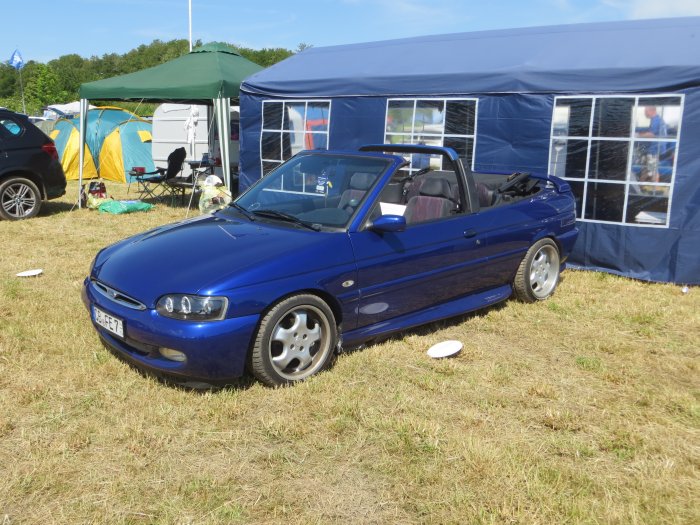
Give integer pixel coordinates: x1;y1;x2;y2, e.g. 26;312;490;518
51;107;155;183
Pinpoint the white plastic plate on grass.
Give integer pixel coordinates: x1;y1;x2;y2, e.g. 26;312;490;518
427;340;463;359
16;269;43;277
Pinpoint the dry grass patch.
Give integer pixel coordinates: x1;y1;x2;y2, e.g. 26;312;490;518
0;182;698;524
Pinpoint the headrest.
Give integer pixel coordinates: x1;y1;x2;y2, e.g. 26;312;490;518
168;147;187;164
350;172;375;190
419;178;452;200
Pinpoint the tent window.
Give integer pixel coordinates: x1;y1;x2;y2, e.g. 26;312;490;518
137;130;152;142
384;97;478;172
549;95;683;228
260;99;331;176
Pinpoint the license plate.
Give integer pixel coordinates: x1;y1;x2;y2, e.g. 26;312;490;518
93;306;124;338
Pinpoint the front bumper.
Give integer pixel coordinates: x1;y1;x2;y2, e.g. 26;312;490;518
82;278;260;382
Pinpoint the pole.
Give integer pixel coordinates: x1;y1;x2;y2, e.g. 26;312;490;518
18;68;26;114
78;99;88;209
188;0;193;52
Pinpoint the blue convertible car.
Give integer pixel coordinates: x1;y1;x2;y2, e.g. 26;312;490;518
83;145;577;386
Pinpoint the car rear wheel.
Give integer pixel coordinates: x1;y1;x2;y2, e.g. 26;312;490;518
0;177;42;220
249;294;338;387
513;238;560;302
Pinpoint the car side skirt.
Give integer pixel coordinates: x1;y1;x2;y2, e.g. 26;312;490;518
341;283;512;346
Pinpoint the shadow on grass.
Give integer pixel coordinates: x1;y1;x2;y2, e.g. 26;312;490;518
40;200;78;216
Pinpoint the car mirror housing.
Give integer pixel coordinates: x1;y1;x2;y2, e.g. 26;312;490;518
370;214;406;233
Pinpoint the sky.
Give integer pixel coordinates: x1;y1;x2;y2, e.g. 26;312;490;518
4;0;700;63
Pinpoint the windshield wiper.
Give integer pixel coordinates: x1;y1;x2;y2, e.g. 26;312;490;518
229;202;256;222
251;209;321;231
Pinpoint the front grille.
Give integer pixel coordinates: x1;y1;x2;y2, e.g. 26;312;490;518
92;279;147;310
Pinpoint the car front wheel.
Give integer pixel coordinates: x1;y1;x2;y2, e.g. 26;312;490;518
249;294;338;387
0;177;42;220
513;238;561;302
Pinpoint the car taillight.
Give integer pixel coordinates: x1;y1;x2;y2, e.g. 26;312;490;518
42;142;59;160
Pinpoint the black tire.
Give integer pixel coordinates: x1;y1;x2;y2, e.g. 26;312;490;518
249;294;338;387
513;238;561;303
0;177;42;220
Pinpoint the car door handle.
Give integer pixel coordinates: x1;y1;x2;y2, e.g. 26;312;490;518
463;229;477;238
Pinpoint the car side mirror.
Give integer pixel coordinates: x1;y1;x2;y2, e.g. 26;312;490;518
370;214;406;233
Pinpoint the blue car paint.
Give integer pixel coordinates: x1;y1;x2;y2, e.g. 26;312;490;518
92;213;358;310
83;146;577;383
83;282;259;379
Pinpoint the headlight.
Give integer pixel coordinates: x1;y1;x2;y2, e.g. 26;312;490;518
156;294;228;321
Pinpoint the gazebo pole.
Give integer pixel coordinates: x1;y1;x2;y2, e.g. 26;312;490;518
214;95;232;190
77;98;89;208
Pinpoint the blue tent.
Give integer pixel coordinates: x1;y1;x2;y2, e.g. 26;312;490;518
51;107;155;182
239;17;700;284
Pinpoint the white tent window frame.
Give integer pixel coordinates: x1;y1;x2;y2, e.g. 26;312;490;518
383;97;479;173
548;94;685;228
259;99;332;178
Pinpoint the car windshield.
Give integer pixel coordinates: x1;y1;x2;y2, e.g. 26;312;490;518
235;154;391;229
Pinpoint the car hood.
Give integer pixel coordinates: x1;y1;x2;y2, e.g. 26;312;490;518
92;210;352;304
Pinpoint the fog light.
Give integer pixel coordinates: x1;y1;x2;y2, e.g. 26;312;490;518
159;347;187;362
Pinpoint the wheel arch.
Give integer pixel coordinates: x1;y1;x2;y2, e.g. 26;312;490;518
531;230;564;258
0;170;46;199
261;287;344;327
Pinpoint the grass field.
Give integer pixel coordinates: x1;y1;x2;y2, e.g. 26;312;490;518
1;182;698;524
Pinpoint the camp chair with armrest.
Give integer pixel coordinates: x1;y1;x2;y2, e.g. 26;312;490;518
132;147;187;202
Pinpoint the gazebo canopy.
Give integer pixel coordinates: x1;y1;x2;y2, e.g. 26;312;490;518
77;44;263;195
80;43;263;102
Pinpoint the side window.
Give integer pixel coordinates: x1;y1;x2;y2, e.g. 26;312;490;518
0;118;23;138
260;100;331;177
550;95;682;227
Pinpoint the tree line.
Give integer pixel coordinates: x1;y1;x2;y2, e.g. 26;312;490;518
0;39;297;116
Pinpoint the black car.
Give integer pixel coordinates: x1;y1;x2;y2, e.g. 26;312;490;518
0;109;66;220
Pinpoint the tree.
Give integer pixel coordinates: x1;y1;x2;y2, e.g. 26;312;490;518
48;54;93;95
24;63;69;114
0;39;295;115
0;64;18;98
235;46;293;68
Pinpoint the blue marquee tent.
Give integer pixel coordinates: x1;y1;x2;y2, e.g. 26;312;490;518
239;17;700;284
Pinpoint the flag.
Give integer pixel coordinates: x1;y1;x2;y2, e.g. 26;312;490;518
8;49;24;70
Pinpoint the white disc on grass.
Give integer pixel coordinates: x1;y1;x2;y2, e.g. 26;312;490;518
16;269;43;277
427;340;462;359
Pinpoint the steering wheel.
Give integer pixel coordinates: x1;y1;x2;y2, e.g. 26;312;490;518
497;171;530;194
398;167;431;185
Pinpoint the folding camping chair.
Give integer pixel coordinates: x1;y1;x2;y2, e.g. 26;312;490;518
131;147;187;202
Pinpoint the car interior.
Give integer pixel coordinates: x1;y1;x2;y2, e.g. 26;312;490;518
367;163;543;227
241;152;543;229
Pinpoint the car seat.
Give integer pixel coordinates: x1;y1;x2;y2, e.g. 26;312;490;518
338;172;375;214
404;178;456;224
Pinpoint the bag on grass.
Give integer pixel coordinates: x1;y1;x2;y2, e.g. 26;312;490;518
81;181;108;208
198;182;232;214
98;200;154;215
